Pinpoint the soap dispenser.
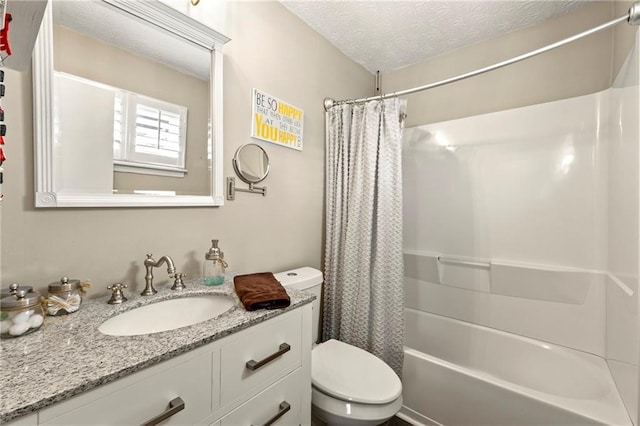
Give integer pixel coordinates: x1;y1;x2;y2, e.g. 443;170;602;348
203;239;228;286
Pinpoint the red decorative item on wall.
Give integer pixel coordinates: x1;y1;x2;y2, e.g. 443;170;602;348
0;11;8;203
0;13;12;56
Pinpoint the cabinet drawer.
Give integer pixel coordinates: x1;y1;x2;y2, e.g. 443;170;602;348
40;352;213;425
219;369;303;426
221;309;302;407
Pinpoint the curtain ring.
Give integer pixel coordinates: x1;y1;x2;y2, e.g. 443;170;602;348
191;0;200;5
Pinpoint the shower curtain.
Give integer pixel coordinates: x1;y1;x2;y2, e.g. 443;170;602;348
323;97;406;378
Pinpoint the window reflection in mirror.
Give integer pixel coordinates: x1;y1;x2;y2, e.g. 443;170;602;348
52;7;210;196
113;90;188;175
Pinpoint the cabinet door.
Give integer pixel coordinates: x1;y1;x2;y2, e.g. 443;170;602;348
40;352;213;425
220;369;303;426
220;308;302;407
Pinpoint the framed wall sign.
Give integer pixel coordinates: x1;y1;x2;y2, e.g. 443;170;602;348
251;88;303;151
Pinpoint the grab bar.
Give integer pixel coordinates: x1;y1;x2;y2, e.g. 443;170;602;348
437;255;490;269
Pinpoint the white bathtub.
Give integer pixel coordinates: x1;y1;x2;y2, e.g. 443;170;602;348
399;309;632;426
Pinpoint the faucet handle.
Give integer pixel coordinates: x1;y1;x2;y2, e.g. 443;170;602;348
146;253;153;259
171;273;187;291
107;282;127;290
107;283;128;305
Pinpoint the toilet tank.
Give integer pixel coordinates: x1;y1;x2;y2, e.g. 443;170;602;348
274;267;323;344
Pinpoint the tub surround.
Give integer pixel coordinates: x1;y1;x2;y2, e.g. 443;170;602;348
401;309;631;425
0;281;314;423
401;74;639;424
401;87;634;356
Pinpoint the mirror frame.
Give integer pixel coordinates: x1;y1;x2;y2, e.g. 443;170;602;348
32;0;230;207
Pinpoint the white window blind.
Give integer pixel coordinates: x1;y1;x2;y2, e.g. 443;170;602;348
114;93;188;175
113;92;124;160
135;103;181;159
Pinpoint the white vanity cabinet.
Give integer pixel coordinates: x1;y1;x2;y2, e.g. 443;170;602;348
27;305;312;426
38;349;215;425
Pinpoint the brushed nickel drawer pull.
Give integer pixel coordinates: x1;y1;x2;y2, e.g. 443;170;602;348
262;401;291;426
140;396;185;426
245;343;291;371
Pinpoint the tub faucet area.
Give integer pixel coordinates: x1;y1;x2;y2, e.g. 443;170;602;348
142;253;176;296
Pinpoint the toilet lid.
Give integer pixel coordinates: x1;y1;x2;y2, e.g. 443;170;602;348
311;339;402;404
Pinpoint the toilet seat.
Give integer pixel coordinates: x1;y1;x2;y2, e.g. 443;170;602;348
312;339;402;404
312;386;403;426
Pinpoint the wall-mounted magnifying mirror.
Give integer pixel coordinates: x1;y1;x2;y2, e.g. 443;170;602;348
227;144;269;200
233;144;270;184
32;0;229;207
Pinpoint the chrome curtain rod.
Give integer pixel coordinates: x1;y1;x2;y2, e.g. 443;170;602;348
324;2;640;111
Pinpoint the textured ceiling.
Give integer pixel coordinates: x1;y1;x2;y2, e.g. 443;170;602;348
281;1;588;74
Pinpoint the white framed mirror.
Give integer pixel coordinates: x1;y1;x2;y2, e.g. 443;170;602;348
33;0;229;207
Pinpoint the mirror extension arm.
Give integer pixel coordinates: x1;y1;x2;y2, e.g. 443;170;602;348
226;177;266;200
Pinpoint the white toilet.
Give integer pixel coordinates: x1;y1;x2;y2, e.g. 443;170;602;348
275;267;403;426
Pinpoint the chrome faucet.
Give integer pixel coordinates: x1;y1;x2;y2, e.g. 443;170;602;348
142;253;176;296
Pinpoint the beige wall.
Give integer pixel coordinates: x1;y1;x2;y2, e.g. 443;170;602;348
1;1;372;295
383;1;637;127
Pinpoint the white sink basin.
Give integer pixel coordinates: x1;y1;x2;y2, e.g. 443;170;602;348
98;295;235;336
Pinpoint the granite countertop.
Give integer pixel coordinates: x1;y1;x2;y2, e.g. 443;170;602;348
0;279;314;423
